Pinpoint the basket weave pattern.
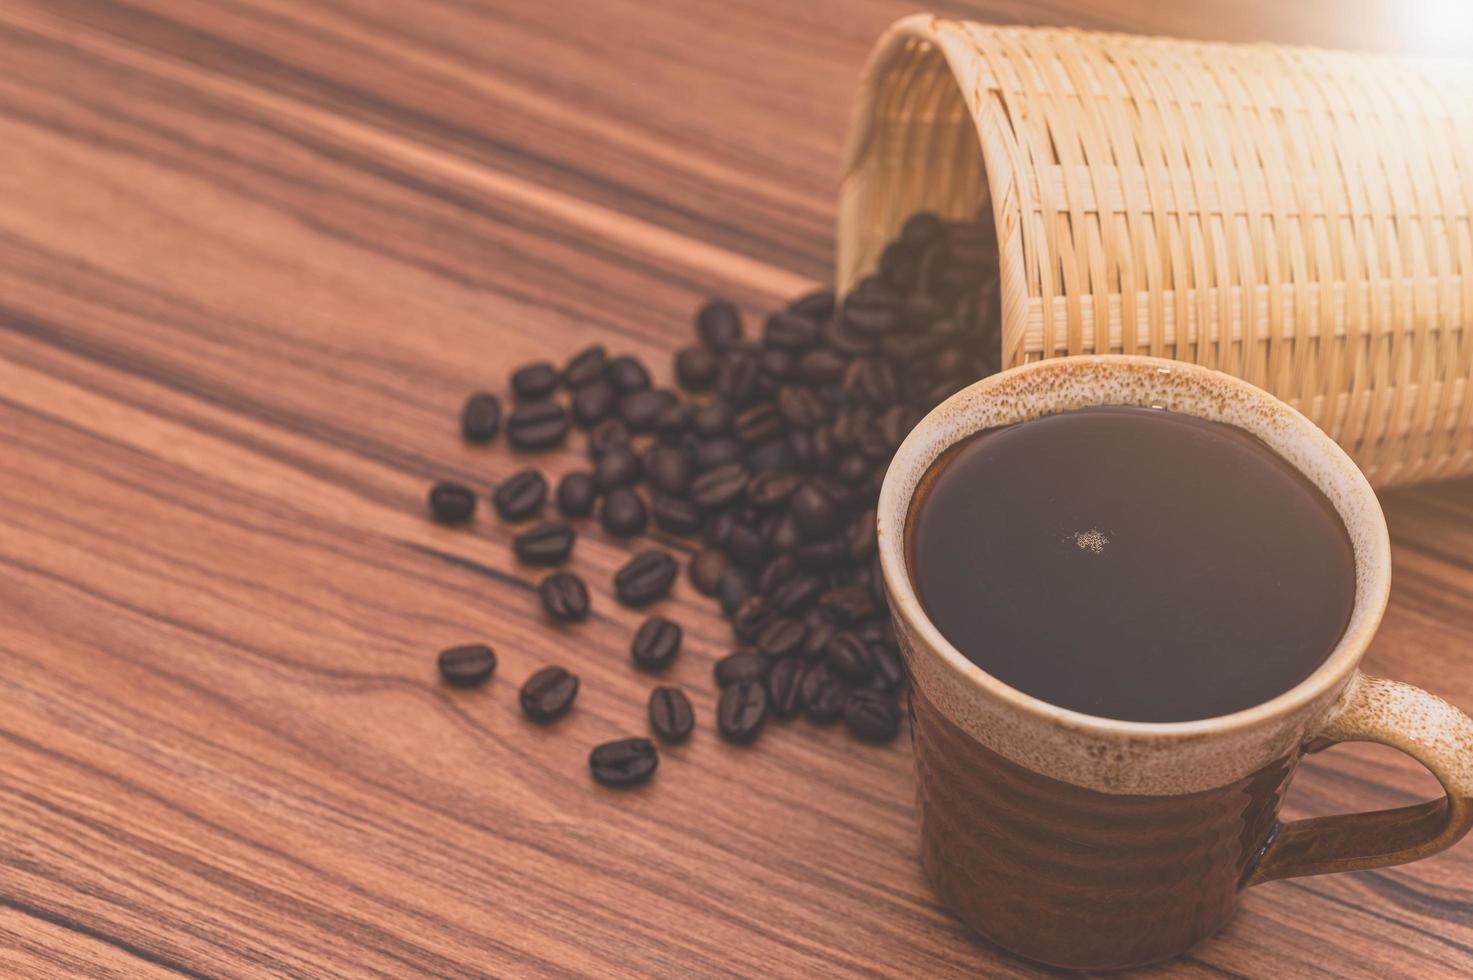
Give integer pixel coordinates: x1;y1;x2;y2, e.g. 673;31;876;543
840;16;1473;487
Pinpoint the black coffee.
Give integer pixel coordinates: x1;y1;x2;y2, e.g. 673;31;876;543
907;406;1356;722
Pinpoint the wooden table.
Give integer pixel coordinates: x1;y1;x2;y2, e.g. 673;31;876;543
1;2;1470;976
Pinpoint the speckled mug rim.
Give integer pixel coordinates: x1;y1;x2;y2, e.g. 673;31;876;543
878;355;1392;748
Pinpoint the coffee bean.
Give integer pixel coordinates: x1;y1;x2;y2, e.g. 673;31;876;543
747;472;801;511
675;346;719;391
614;550;678;606
790;482;841;538
766;658;805;718
697;298;744;349
844;688;900;742
437;643;496;687
539;572;589;622
631;616;682;671
726;523;767;569
648;688;694;743
869;644;905;691
746;438;795;475
759;348;795;381
428;481;476;524
556;471;597;518
716;353;761;405
825;631;873;682
563;344;608;389
801;663;847;723
731;595;773;643
821;585;877;624
876;404;920;449
652;494;702;535
848;508;878;561
856;618;897;650
715;650;768;687
511;361;560;401
693;437;743;471
593;447;642;491
689;462;748;510
766;514;803;554
507;401;570;450
764;311;822;350
772;575;823;614
600;487;648;537
645;446;691;495
586;418;632;458
756;555;798;594
692;399;734;438
590;737;659;786
514;521;575;565
617;388;675;432
717;681;768;744
460;392;502;443
520;666;579;722
756;616;806;658
571;378;617;427
843;281;902;336
493;469;547;522
653;401;692;443
802;621;839;662
605;355;652;393
788;288;836;321
776;386;829;430
718;570;751;617
733;404;781;445
836;454;870;484
797;537;847;570
686;549;728;596
704;511;737;548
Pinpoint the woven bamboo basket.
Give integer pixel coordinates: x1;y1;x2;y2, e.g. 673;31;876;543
839;15;1473;487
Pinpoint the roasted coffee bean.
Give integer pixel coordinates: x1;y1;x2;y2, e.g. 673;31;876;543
766;658;805;719
786;429;816;470
703;510;737;548
428;481;476;524
460;392;502;443
674;345;719;391
718;570;751;617
825;631;873;682
437;643;496;687
654;402;692;442
586;417;632;458
790;482;842;539
571;378;617;427
539;572;590;622
593;447;642;490
802;621;839;661
822;585;877;624
652;494;702;535
716;353;761;405
851;358;900;406
688;549;729;596
614;550;678;606
520;666;579;722
715;650;768;687
759;348;795;381
788;288;836;321
772;575;823;614
645;445;691;495
631;616;682;671
775;386;828;430
843;279;903;336
648;688;694;743
731;595;773;643
605;355;652;393
746;438;795;475
844;688;900;742
697;298;744;349
824;314;879;356
726;523;767;569
901;210;945;246
600;487;648;537
836;454;871;484
563;344;608;389
619;389;677;432
692;399;734;438
756;617;806;658
869;644;905;691
556;471;597;518
514;521;576;565
879;241;915;285
747;473;801;511
796;348;847;385
766;514;803;554
511;361;560;401
857;618;897;651
689;462;748;510
757;554;798;594
877;404;920;449
802;663;847;723
797;538;847;570
493;469;547;522
590;737;659;786
717;681;768;744
733;404;781;445
764;311;822;350
848;508;878;561
693;437;743;471
507;401;570;450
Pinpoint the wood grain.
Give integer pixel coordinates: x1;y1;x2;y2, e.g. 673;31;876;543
0;1;1469;977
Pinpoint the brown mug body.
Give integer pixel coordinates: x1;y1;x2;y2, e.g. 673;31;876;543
878;356;1473;971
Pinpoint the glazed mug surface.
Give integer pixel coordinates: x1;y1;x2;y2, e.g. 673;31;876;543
877;355;1473;971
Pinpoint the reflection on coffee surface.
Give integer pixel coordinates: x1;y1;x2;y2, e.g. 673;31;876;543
906;406;1355;722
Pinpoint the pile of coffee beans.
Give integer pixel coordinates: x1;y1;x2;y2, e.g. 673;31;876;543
425;208;1001;787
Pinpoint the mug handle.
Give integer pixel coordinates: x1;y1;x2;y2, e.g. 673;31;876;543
1248;672;1473;885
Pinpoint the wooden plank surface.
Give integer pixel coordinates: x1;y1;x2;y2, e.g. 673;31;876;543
0;1;1470;976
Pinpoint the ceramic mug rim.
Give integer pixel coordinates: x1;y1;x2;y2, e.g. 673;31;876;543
876;354;1393;746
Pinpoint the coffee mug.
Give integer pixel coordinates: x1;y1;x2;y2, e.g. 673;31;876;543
877;355;1473;971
